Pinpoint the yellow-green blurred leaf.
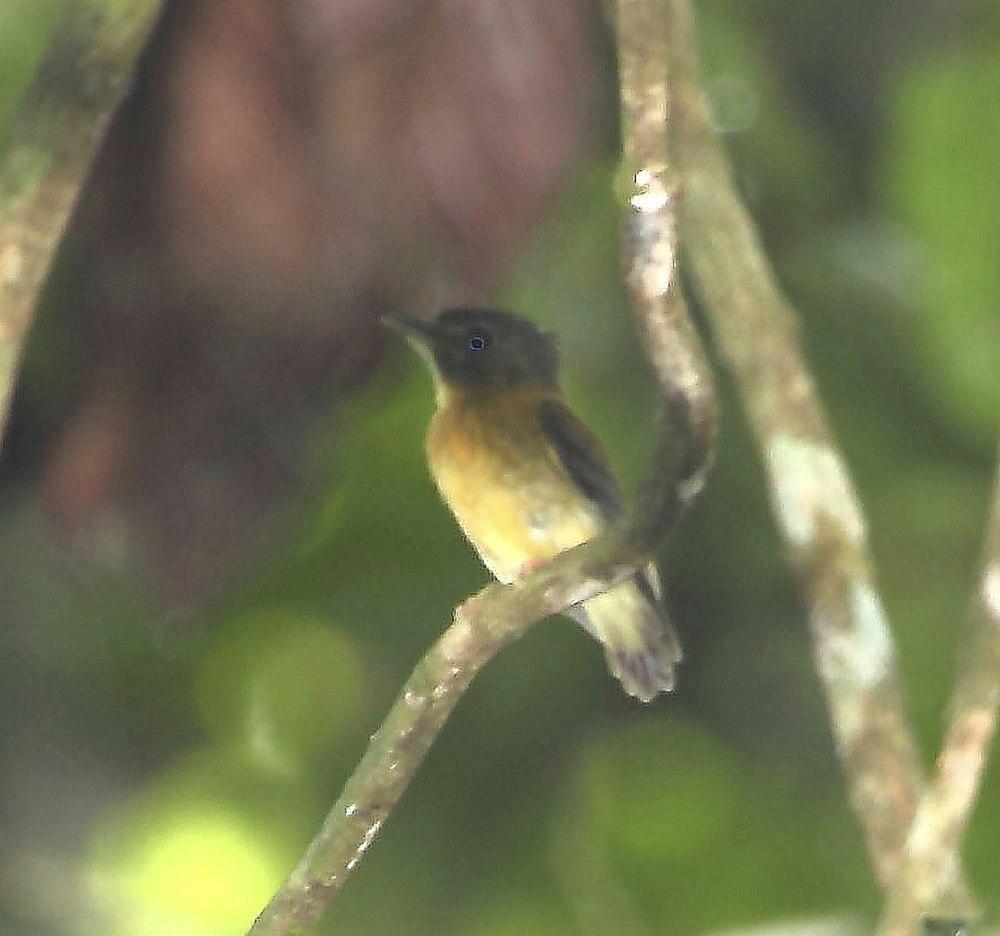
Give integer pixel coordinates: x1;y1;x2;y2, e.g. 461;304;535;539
196;609;363;775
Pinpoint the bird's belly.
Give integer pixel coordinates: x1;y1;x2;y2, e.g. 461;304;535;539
427;417;601;583
449;482;598;583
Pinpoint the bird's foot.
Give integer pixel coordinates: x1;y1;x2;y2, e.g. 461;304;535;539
516;557;548;579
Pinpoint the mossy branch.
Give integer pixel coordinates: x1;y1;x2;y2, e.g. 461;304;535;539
247;1;716;932
247;534;678;935
0;0;163;441
665;0;975;915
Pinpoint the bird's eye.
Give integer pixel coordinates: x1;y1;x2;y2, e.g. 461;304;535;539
468;330;489;352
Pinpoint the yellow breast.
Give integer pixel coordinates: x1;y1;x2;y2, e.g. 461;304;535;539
426;385;602;583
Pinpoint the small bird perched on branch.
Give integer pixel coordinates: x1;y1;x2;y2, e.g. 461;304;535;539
386;307;681;701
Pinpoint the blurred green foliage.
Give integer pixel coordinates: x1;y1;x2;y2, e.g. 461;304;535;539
1;1;998;935
886;39;1000;445
0;2;73;155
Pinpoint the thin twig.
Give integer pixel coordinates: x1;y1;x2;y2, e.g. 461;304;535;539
664;0;972;912
247;533;662;935
0;0;163;442
876;449;1000;935
248;1;716;931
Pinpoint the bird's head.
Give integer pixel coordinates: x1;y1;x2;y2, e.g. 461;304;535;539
384;307;559;393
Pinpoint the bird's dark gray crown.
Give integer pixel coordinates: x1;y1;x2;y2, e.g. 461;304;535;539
427;307;560;388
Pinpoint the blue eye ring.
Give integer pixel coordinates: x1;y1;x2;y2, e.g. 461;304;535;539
468;330;489;352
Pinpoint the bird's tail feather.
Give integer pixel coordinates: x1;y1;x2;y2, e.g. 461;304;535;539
569;577;682;702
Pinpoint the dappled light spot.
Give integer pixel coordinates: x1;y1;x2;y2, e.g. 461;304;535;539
89;813;280;936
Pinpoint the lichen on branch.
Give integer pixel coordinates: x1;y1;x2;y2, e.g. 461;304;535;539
664;0;974;914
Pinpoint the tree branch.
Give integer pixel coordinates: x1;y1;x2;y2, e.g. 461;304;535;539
876;449;1000;935
664;0;972;912
247;533;665;935
247;1;716;932
0;0;163;441
617;0;716;502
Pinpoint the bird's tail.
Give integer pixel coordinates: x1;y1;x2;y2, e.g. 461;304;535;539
570;575;683;702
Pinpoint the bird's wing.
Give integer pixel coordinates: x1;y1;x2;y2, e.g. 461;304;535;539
536;398;623;524
537;398;665;604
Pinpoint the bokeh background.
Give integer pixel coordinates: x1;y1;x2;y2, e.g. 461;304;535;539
1;0;998;933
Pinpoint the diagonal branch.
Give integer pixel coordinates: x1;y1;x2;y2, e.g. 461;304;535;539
247;525;677;935
247;2;716;933
0;0;163;442
664;0;972;913
877;448;1000;935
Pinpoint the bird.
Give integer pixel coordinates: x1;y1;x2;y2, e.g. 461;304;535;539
385;307;682;701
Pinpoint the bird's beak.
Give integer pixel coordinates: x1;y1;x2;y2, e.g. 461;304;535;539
381;312;434;345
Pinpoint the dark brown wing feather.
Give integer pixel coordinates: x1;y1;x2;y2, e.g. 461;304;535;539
536;398;622;523
537;397;671;629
